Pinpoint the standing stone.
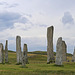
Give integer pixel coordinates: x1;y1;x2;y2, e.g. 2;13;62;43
25;44;29;64
0;43;4;63
72;47;75;62
55;37;63;65
5;40;8;63
47;26;55;64
22;44;26;67
16;36;22;64
62;41;67;62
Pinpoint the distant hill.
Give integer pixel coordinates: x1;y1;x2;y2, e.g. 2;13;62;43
28;51;72;56
8;50;16;53
6;50;73;57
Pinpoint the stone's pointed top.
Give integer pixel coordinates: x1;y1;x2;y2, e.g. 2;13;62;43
47;26;54;30
24;44;27;46
16;35;21;38
62;40;65;43
58;37;62;40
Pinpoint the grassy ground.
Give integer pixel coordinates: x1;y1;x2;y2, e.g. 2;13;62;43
0;51;75;75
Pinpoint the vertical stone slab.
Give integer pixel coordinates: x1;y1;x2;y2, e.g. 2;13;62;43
16;36;22;64
55;37;63;65
72;47;75;62
24;44;29;64
5;40;8;63
47;26;55;63
62;41;67;62
0;43;4;63
22;44;26;67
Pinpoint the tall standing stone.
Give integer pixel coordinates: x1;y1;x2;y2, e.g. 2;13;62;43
22;44;26;67
62;41;67;62
16;36;22;64
25;44;29;64
72;47;75;62
0;43;4;63
47;26;55;63
55;37;63;65
5;40;8;63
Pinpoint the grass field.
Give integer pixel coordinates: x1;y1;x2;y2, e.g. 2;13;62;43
0;51;75;75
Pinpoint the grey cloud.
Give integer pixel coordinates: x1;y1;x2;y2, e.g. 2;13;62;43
5;3;19;8
22;37;46;51
39;24;48;27
62;12;74;25
0;1;19;8
0;2;8;5
0;12;28;30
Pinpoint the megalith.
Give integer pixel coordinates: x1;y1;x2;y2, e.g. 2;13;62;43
47;26;55;63
22;44;26;67
24;44;29;64
5;40;8;63
55;37;63;65
0;43;4;63
62;41;67;62
16;36;22;64
72;47;75;62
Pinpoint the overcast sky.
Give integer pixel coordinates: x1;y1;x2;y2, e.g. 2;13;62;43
0;0;75;54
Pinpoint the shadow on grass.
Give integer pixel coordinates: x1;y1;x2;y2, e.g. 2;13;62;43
5;62;11;64
20;66;28;68
0;63;5;65
53;64;64;67
15;63;22;65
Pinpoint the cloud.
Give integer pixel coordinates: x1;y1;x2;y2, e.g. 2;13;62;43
0;2;8;5
62;12;74;25
5;3;19;8
0;11;28;30
0;1;19;8
21;37;47;51
0;11;47;31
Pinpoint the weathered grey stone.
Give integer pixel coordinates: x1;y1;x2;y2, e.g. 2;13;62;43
62;41;67;62
55;37;63;65
0;43;4;63
22;44;26;67
72;48;75;62
24;44;29;64
47;26;55;63
5;40;8;63
16;36;22;64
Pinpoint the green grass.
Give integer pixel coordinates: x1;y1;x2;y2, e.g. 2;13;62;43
0;51;74;75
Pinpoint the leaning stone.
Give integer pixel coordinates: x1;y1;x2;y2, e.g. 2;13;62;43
47;26;55;64
0;43;4;64
5;40;8;63
16;36;22;64
62;41;67;62
55;37;63;65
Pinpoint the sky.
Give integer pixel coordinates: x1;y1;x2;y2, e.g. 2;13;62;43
0;0;75;54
